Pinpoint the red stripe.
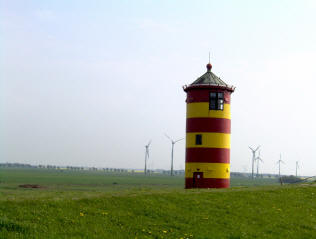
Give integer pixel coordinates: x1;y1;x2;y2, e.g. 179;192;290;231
185;148;230;163
186;118;231;133
186;89;231;103
185;178;230;188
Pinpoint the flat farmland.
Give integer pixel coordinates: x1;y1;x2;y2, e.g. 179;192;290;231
1;168;315;239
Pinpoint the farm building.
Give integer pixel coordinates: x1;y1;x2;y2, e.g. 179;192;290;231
183;62;235;188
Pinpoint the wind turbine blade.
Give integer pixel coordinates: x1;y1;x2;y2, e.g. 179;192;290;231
255;145;261;152
174;138;184;143
164;133;172;141
249;146;254;151
148;140;152;146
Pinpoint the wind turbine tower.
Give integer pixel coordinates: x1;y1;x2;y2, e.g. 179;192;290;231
277;154;285;178
144;140;151;175
165;134;183;176
296;161;299;177
249;146;260;179
256;150;263;178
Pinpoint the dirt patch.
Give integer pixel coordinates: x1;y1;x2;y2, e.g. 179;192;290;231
18;184;44;189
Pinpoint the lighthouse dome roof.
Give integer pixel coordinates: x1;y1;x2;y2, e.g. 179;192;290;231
191;70;229;87
186;63;235;92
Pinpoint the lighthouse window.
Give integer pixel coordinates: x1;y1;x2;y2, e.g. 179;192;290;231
209;92;224;110
195;134;202;145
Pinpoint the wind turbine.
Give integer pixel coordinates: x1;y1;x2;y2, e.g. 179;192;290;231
249;146;260;179
256;150;263;178
144;140;151;175
165;134;184;176
296;161;299;177
277;154;285;178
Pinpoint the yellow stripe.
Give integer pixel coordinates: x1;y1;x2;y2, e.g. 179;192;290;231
185;163;230;179
187;103;231;119
186;132;230;148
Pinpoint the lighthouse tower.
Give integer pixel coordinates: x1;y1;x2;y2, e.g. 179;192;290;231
183;62;235;188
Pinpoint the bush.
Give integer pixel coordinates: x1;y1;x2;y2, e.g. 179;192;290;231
280;175;301;184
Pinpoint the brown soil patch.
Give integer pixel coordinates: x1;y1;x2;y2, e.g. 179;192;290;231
19;184;44;189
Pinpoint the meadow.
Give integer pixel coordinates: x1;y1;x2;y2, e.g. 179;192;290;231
0;168;315;239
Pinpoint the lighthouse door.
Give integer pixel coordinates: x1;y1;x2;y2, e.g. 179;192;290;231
193;172;203;188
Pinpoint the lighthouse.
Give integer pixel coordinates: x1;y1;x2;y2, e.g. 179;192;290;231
183;62;235;188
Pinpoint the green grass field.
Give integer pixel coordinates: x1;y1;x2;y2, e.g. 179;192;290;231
0;168;315;239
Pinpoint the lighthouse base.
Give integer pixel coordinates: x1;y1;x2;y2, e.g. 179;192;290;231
185;178;230;189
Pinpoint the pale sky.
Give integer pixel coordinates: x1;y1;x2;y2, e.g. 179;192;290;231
1;0;316;176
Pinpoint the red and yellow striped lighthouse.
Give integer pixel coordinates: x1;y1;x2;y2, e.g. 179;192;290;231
183;62;235;188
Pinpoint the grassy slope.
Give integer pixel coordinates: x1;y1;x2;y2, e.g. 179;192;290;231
1;169;314;239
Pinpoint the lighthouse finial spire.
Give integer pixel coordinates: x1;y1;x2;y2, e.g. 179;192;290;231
206;52;212;71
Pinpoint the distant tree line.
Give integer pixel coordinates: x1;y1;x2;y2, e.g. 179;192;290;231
0;163;131;174
0;163;36;168
230;172;280;179
161;170;185;175
2;163;283;178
